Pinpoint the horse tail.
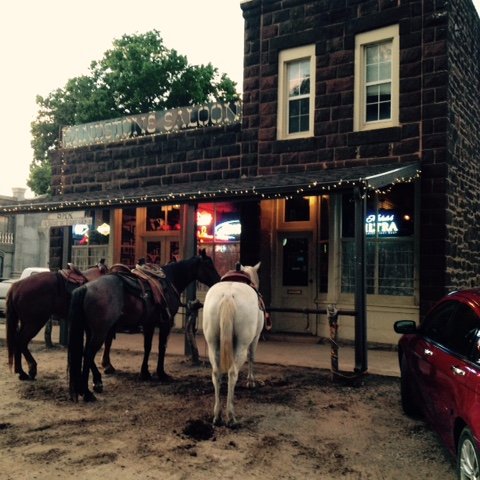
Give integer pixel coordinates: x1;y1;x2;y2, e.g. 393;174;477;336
219;295;235;373
6;286;19;372
68;285;87;400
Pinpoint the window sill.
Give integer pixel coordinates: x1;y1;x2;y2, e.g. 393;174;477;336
348;127;401;146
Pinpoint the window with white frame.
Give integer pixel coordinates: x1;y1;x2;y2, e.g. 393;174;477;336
354;25;399;131
277;45;315;140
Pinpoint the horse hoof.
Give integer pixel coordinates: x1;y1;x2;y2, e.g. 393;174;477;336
83;391;97;402
93;383;103;393
226;420;239;429
103;366;116;375
140;372;152;382
157;373;174;383
18;372;31;381
213;417;223;427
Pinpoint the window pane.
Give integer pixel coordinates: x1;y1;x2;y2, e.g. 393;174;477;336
285;197;310;222
341;184;415;296
300;77;310;95
366;44;379;65
379;62;391;81
287;59;310;98
379;101;391;120
449;304;480;357
290;99;300;116
366;103;378;122
282;237;309;286
423;302;458;344
379;83;391;101
366;85;379;104
378;240;414;295
289;98;309;134
378;42;392;62
366;64;378;83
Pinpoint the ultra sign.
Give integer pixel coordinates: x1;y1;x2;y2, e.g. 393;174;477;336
365;213;399;235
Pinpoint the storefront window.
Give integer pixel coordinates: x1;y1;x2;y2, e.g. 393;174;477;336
341;183;415;296
197;202;241;277
146;205;181;231
120;208;136;267
71;209;110;269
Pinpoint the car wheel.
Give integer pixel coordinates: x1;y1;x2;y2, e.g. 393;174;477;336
457;427;480;480
400;354;421;417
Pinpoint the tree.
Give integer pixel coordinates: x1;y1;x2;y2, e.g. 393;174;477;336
28;30;240;195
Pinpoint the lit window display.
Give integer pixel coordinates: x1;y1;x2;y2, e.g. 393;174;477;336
196;202;241;277
146;205;181;231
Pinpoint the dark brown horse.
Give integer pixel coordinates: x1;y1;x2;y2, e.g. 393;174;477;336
6;260;109;381
68;249;220;402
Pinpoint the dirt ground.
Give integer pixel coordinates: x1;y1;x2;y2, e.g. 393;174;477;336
0;340;456;480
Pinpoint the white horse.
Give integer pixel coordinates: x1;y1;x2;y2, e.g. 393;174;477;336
202;262;264;426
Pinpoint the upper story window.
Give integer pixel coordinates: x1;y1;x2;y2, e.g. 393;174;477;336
354;25;399;132
277;45;315;140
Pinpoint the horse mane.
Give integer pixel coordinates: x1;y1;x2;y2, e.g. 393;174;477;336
240;262;260;289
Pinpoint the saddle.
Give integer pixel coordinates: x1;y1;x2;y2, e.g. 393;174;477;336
110;262;172;311
58;263;88;285
220;266;272;331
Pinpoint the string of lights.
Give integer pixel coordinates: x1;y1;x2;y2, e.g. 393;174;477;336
0;168;420;215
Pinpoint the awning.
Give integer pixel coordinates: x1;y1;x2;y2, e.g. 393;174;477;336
0;162;420;214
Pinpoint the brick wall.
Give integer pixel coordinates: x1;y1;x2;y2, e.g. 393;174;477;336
241;0;425;178
444;0;480;291
50;124;244;196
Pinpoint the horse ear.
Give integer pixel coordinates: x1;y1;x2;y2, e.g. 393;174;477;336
253;262;261;271
199;248;206;258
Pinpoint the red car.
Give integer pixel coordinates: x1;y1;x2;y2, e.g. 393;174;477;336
394;289;480;479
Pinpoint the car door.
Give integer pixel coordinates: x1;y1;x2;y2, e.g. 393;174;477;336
409;301;459;422
425;302;480;450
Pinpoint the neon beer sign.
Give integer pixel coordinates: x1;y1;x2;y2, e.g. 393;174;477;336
365;213;399;236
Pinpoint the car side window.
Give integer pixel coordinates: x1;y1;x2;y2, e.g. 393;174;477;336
447;303;480;358
422;301;458;345
424;300;480;358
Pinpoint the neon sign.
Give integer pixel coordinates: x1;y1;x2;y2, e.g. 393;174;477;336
365;213;399;236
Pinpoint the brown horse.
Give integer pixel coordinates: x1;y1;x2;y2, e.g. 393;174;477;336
68;250;220;402
6;260;108;381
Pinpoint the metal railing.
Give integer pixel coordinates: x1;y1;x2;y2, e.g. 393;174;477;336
0;232;14;245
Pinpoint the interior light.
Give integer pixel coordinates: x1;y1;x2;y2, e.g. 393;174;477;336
97;223;110;236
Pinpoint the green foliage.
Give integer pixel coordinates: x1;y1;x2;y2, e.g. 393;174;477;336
29;30;240;195
27;161;52;195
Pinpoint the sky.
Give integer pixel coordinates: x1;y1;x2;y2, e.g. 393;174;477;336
0;1;245;198
1;0;479;199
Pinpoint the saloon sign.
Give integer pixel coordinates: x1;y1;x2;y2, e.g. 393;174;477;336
62;101;241;149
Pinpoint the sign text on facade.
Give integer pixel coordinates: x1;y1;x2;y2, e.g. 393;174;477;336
62;101;241;149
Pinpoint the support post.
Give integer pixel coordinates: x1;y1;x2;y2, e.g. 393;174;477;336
354;187;368;373
59;226;72;347
183;204;197;356
327;304;339;374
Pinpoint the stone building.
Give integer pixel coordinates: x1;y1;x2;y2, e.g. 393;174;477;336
0;189;49;278
2;0;479;354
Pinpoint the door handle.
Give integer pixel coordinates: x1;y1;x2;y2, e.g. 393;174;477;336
451;366;466;376
424;349;433;356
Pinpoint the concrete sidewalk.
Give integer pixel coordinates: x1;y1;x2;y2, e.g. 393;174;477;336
0;321;400;377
